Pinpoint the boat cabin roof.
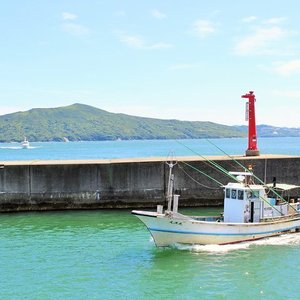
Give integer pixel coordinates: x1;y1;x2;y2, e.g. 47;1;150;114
265;183;300;191
225;182;264;190
229;171;253;176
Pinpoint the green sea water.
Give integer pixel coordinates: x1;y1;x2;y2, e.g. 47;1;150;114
1;208;299;300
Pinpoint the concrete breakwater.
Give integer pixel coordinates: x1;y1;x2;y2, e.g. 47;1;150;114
0;155;300;212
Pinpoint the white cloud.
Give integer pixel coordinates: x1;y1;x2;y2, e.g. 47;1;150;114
120;35;144;48
192;20;216;38
234;26;293;55
151;9;166;19
62;23;90;37
61;12;90;37
272;59;300;75
119;34;172;50
263;17;286;25
62;12;77;20
242;16;257;23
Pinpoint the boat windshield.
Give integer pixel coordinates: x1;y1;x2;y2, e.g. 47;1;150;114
247;190;259;199
225;189;245;200
238;190;244;200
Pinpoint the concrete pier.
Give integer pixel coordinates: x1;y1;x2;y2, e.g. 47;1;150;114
0;155;300;212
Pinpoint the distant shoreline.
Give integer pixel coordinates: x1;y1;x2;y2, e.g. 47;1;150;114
2;135;300;143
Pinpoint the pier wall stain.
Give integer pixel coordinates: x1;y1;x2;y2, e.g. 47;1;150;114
0;156;300;212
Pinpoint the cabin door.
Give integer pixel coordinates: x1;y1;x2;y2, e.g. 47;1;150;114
250;202;254;222
250;201;261;223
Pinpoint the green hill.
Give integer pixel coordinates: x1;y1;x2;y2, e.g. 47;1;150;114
0;103;245;142
237;125;300;137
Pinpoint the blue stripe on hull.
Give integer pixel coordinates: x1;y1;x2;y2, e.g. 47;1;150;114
149;226;299;237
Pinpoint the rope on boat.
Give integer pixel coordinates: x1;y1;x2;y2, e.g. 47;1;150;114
203;139;288;216
206;139;299;214
176;140;237;182
178;162;223;189
177;140;286;217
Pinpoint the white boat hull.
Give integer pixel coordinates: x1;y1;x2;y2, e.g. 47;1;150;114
132;210;300;246
21;142;30;149
22;144;29;149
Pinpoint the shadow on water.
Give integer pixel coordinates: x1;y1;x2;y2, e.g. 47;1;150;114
0;209;137;230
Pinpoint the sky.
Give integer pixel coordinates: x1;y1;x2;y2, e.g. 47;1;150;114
0;0;300;127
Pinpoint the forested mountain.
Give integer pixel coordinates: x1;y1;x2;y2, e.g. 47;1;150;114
0;103;245;142
236;125;300;137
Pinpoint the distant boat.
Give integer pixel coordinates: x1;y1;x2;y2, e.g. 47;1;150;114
21;137;30;149
63;137;69;142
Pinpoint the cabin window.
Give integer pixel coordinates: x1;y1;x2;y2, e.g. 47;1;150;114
247;190;260;199
231;189;237;199
226;189;230;198
238;190;244;200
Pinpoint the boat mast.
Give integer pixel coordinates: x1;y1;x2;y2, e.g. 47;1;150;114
166;161;177;211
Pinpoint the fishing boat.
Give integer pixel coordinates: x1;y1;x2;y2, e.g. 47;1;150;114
132;161;300;246
21;137;30;149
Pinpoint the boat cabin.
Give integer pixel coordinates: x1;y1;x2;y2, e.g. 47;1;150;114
224;181;265;223
223;172;298;223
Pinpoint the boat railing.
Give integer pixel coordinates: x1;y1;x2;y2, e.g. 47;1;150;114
190;215;223;222
261;212;300;223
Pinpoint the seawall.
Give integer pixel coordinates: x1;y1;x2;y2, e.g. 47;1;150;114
0;155;300;212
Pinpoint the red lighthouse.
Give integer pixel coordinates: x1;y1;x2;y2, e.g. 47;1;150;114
241;91;260;156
